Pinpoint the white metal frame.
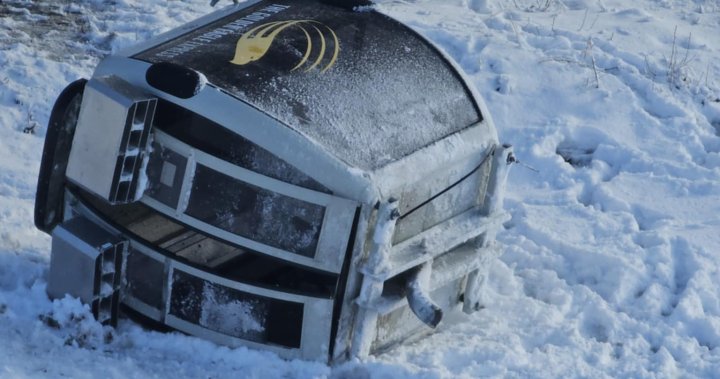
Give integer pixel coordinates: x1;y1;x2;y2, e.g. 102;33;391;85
72;197;336;361
141;130;357;273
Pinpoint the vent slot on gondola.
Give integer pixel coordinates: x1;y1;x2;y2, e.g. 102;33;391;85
66;77;156;204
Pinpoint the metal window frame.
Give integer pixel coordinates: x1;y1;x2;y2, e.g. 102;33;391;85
141;130;357;273
93;56;379;203
72;197;335;361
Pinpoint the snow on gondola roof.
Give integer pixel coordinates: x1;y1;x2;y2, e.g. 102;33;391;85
133;0;483;171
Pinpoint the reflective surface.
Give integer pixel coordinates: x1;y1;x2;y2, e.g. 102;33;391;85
185;164;325;258
170;269;304;348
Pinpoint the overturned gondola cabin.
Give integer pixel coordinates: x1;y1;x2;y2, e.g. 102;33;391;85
36;0;513;363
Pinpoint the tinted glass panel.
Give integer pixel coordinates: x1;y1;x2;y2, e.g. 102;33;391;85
135;0;481;170
170;270;303;348
153;99;329;193
76;190;337;297
185;165;324;257
126;248;165;308
393;155;492;244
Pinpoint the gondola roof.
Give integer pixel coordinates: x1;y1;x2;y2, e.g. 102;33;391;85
133;0;483;171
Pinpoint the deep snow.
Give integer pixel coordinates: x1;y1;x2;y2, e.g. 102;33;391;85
1;0;720;377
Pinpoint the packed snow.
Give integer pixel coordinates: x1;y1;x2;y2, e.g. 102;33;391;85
1;0;720;377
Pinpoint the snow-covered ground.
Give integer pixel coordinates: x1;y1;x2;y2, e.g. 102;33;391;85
1;0;719;377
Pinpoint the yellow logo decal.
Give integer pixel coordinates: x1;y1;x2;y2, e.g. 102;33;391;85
230;20;339;72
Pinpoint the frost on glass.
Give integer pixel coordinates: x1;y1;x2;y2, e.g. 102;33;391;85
248;52;479;170
185;165;324;257
170;270;303;348
199;282;265;339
